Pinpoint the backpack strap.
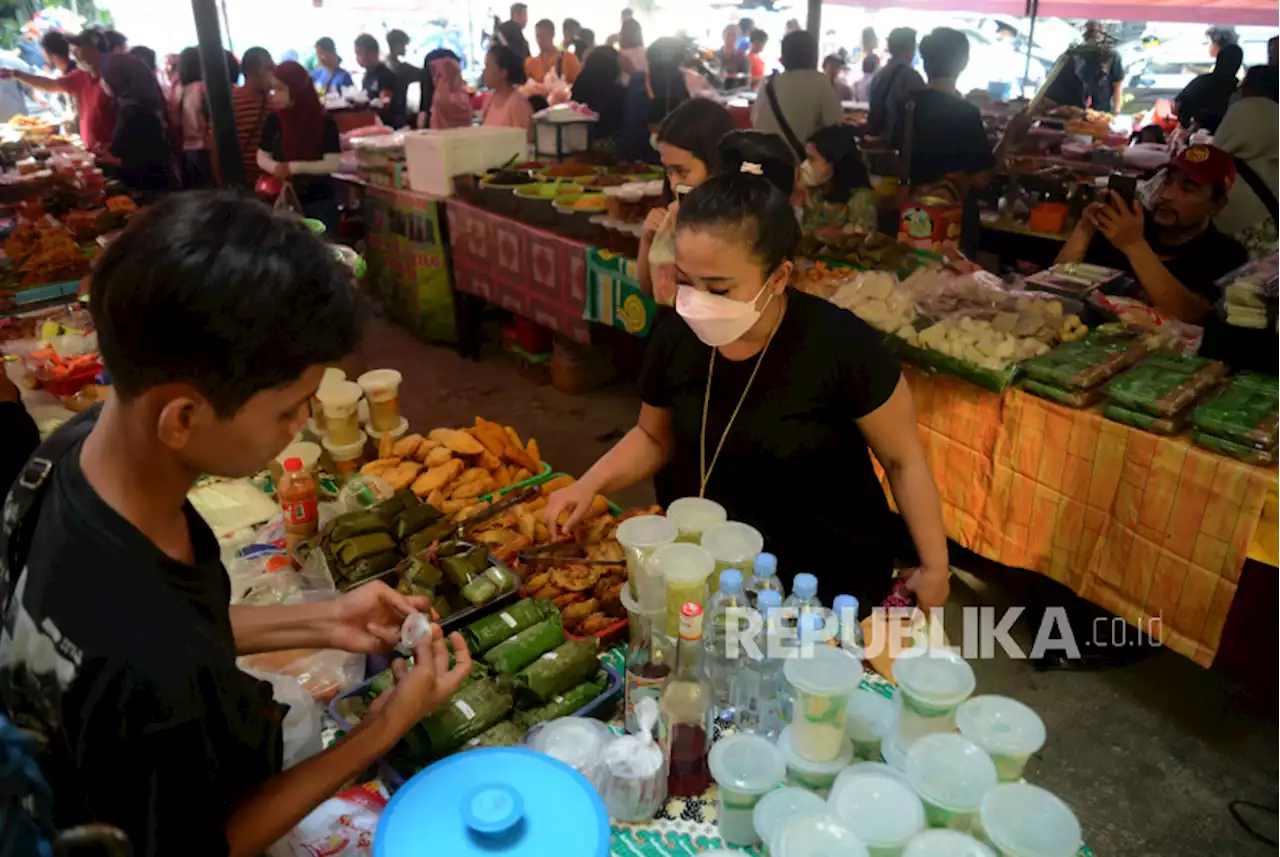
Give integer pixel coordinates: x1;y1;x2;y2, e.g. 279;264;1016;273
1;410;97;619
764;74;806;163
1232;155;1278;216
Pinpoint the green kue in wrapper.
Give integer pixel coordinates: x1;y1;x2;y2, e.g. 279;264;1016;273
463;599;558;654
484;615;564;674
514;671;608;729
420;677;514;757
513;638;600;705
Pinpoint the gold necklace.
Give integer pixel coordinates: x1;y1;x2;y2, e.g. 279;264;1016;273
698;297;787;498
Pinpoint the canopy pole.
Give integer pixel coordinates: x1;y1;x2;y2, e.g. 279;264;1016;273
192;0;244;188
806;0;821;36
1022;0;1038;98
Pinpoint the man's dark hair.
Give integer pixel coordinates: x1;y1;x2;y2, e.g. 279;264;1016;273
487;44;527;85
621;8;634;19
178;46;202;85
89;194;362;418
386;29;409;51
354;34;379;55
887;27;917;58
104;30;127;51
225;49;240;84
738;18;755;35
315;36;337;53
750;29;769;48
41;31;71;60
563;18;580;33
535;19;555;35
510;2;527;17
919;27;969;81
241;46;273;77
619;19;643;49
780;30;819;71
1240;64;1279;101
128;45;156;72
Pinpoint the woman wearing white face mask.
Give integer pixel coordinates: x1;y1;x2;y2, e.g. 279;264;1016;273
546;132;950;610
799;124;879;234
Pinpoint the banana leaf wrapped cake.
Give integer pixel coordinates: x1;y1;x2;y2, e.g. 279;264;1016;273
514;670;609;729
463;598;558;654
484;615;565;675
513;638;600;705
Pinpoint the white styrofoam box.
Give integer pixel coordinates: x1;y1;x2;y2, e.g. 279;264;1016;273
403;127;528;197
534;120;593;159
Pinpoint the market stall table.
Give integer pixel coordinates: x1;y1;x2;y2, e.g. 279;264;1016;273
881;367;1277;667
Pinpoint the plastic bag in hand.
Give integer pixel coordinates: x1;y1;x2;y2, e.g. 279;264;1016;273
241;667;323;768
600;697;666;821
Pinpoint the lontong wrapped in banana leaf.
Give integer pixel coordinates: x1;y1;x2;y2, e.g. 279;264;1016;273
440;543;487;588
392;503;445;542
335;532;397;567
483;614;564;675
396;554;444;598
375;490;419;521
420;677;514;757
513;638;600;705
462;598;558;654
459;564;519;607
513;670;609;729
341;550;400;585
367;656;490;698
328;508;389;543
462;719;524;750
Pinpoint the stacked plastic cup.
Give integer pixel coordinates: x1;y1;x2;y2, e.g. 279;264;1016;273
903;829;996;857
778;725;854;797
828;767;926;857
956;696;1046;783
978;783;1082;857
771;813;870;857
904;734;997;832
615;515;678;609
707;733;785;847
783;646;861;763
752;786;828;851
846;689;896;761
891;648;976;748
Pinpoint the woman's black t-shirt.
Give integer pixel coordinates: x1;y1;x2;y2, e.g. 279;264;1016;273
639;290;902;604
108;105;174;194
259;113;341;205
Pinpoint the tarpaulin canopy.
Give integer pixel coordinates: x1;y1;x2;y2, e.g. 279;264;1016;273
827;0;1278;26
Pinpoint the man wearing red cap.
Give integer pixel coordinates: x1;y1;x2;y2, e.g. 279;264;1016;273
1057;144;1247;323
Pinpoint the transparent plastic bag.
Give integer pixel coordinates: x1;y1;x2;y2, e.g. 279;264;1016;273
599;697;666;821
239;648;364;704
241;667;323;768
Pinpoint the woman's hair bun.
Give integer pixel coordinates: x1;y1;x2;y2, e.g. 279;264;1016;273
717;130;798;196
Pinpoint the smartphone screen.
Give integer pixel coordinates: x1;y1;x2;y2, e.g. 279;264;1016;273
1108;174;1138;207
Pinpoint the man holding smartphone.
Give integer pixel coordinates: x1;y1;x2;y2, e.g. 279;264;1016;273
1056;145;1247;323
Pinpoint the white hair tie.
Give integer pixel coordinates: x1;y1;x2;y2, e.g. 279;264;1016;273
740;162;764;176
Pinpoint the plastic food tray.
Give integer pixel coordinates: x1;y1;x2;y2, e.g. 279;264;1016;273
328;661;623;789
10;279;81;306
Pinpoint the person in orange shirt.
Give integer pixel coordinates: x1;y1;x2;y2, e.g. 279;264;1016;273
748;28;769;87
525;18;579;84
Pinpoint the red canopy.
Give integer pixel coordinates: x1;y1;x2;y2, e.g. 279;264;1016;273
829;0;1278;26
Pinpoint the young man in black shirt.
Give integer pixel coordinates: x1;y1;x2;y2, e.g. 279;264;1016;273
354;33;400;127
0;194;472;856
385;29;420;127
1057;144;1248;324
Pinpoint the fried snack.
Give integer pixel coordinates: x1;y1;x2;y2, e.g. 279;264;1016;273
494;464;513;488
526;439;542;471
504;441;539;473
384;462;423;492
585;495;610;519
504;425;524;451
562;598;599;626
425;489;445;508
455;501;491;523
553;592;585;610
512;468;533;483
361;457;402;477
471;418;510;458
523;570;552;592
540;475;574;496
550;565;603;592
478;450;502;470
456;467;490;484
428;428;485;456
452;477;495;500
392;434;424;459
440;498;470;515
378;430;395;460
424;446;453;467
413;439;441;462
578;614;617;636
412;459;464;496
532;584;564;601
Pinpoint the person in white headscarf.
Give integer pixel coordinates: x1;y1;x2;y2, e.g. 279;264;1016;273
1213;66;1278;259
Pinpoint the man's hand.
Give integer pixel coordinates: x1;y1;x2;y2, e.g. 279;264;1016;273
902;566;950;612
372;628;473;732
325;581;432;653
1093;191;1145;253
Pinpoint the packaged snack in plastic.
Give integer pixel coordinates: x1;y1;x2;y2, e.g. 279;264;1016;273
1022;334;1147;391
1106;352;1228;416
1103;403;1191;436
1023;378;1107;408
267;782;388;857
1193;431;1278;465
1192;373;1279;448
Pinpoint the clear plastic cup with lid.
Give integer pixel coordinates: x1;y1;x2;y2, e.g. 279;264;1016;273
357;368;404;433
316;380;364;446
707;733;785;846
650;542;715;638
701;521;764;596
905;734;997;831
777;725;854;797
828;768;925;857
904;829;996;857
524;717;613;793
753;786;828;850
783;646;861;763
771;812;870;857
615;515;678;604
310;367;347;433
955;696;1046;783
892;648;975;736
880;731;909;772
666;497;727;543
978;783;1081;857
846;688;895;761
321;429;368;481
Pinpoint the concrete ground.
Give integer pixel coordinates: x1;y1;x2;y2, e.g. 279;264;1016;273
353;315;1278;857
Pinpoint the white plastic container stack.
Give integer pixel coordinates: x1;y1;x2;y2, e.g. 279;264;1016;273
891;648;976;748
403;127;527;197
904;734;997;832
828;767;925;857
956;696;1047;783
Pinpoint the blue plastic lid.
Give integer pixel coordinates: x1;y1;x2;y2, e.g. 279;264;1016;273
833;594;859;616
720;568;744;593
757;589;782;609
753;552;777;578
793;573;818;599
799;612;827;644
374;747;609;857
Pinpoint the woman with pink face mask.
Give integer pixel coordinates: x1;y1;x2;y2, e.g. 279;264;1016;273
545;132;950;612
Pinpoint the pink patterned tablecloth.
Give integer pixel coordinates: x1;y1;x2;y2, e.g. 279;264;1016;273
445;198;591;345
